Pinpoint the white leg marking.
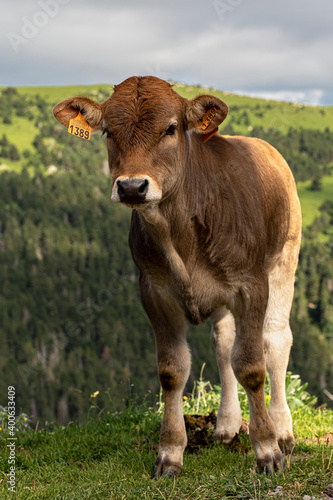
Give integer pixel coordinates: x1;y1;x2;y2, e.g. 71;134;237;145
263;242;300;453
211;308;242;442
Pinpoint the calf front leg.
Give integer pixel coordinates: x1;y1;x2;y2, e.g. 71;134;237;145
232;283;284;474
154;337;191;478
140;278;190;479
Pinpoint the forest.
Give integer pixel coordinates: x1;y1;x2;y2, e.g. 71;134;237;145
0;86;332;424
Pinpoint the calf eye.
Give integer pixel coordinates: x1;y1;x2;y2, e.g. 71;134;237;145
165;124;177;136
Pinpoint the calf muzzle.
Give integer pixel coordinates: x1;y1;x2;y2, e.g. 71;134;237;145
117;178;149;204
111;174;162;205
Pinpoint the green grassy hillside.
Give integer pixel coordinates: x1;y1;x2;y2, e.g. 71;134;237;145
174;82;333;134
18;81;333;133
297;176;333;227
12;84;112;103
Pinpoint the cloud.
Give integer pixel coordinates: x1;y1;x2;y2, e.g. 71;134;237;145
1;0;332;105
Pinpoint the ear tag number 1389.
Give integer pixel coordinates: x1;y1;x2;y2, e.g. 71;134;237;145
68;112;92;141
201;107;217;131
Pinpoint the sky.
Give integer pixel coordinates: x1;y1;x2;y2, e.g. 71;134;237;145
1;0;333;106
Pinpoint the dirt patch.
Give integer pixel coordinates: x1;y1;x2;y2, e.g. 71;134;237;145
151;413;331;456
184;411;251;454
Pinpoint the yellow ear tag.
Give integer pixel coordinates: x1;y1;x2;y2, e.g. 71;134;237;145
201;107;217;131
68;111;92;141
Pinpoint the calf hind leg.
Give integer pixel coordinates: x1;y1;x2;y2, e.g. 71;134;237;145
210;307;242;443
265;319;294;454
232;282;284;474
264;247;300;455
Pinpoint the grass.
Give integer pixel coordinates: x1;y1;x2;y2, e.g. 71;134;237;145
0;407;331;499
0;374;332;500
296;176;333;228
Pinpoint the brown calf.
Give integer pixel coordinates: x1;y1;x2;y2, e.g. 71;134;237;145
53;76;302;477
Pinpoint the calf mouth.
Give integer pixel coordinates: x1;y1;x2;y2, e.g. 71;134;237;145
120;199;152;209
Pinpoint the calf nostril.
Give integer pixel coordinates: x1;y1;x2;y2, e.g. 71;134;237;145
117;180;125;197
139;179;149;195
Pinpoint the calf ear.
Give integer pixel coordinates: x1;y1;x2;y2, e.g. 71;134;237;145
53;97;103;130
185;95;228;138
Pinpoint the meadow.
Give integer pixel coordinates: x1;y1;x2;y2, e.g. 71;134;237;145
0;373;332;500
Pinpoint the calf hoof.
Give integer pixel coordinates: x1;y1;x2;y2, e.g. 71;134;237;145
257;450;284;475
153;456;182;480
278;436;295;455
215;407;242;445
214;429;237;444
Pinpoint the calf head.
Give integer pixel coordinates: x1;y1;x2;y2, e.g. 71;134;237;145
53;76;228;208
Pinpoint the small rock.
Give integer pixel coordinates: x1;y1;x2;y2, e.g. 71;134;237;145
325;484;333;497
268;485;283;496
